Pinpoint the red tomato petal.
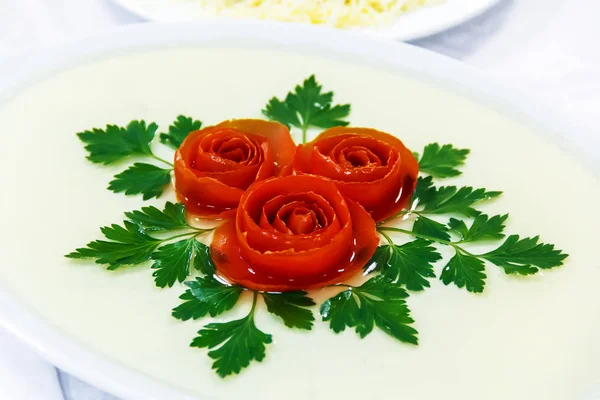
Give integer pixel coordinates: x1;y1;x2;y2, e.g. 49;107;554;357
211;199;378;291
215;119;297;176
261;193;334;231
311;144;396;183
174;152;243;217
314;126;409;150
293;127;418;222
210;175;378;292
190;142;266;189
196;131;262;171
239;180;345;253
173;119;295;219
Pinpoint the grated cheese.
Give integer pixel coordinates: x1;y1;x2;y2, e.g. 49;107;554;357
171;0;444;28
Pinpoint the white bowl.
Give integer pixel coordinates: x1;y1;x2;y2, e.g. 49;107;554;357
0;21;598;400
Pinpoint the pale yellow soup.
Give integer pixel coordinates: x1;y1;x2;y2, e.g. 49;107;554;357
0;47;598;400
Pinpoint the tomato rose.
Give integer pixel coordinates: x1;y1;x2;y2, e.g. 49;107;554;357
174;119;296;219
210;175;379;292
293;127;418;222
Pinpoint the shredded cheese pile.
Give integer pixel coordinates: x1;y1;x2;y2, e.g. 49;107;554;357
173;0;443;28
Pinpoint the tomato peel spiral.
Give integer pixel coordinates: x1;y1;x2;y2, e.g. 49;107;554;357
173;119;296;219
293;126;418;222
210;175;379;291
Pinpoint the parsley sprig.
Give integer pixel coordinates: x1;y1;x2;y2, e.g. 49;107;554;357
321;276;418;344
371;235;442;291
108;162;172;200
262;75;351;144
173;276;243;321
371;142;568;294
175;279;315;377
66;202;215;287
381;175;502;224
77;116;201;200
262;291;316;330
377;224;567;293
77;120;166;165
159;115;202;149
416;143;469;178
71;199;318;378
191;292;272;378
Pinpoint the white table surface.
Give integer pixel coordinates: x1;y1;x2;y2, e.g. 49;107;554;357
0;0;598;399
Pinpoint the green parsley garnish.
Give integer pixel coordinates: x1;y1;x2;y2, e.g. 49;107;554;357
71;81;571;380
481;235;568;275
77;116;200;201
176;284;315;375
321;276;418;344
66;221;161;269
449;214;508;243
108;162;172;200
418;143;470;178
262;75;351;143
173;276;243;321
262;291;315;330
77;120;159;165
378;225;567;294
376;142;567;294
440;250;487;293
397;177;501;223
159;115;202;149
410;175;435;207
151;238;212;288
66;202;213;285
124;202;188;232
187;238;216;276
368;236;442;291
418;185;502;217
191;293;272;378
412;215;451;241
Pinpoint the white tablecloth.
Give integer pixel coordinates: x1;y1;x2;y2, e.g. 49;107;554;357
1;1;598;399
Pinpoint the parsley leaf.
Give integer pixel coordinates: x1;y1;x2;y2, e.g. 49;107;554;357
262;75;350;142
191;295;272;378
372;239;442;291
159;115;202;149
449;214;508;243
151;238;209;288
65;221;160;269
263;97;300;128
410;176;436;207
418;143;470;178
481;235;568;275
321;290;359;334
440;250;486;293
413;215;451;241
124;202;188;232
172;276;243;321
191;240;216;275
447;219;468;238
78;120;175;201
66;204;213;279
321;276;418;344
108;163;172;200
77;120;158;164
262;291;315;330
420;185;502;217
363;245;391;274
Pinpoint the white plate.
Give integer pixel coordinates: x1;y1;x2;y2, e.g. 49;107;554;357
110;0;502;41
0;22;599;400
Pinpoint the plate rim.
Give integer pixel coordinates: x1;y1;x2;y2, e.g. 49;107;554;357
0;20;597;400
109;0;503;41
